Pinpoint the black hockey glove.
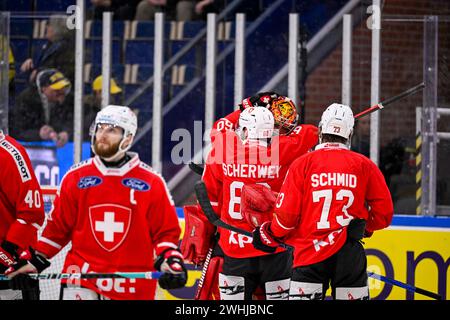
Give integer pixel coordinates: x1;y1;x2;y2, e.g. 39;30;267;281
239;91;281;111
252;221;279;253
5;247;50;278
347;219;367;241
154;249;188;290
0;240;20;269
2;244;49;291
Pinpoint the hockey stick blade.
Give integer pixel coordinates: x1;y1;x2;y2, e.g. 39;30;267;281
367;272;442;300
194;181;292;250
0;271;162;281
189;162;205;175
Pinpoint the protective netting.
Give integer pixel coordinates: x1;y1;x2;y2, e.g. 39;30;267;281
40;187;70;300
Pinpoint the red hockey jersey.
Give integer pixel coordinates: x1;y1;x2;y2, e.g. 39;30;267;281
36;153;181;300
0;132;45;249
202;112;318;259
271;143;394;267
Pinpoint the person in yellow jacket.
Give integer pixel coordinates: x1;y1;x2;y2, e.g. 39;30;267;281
83;75;123;140
9;46;15;85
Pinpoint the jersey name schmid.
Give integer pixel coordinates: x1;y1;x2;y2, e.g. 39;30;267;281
222;164;281;179
311;173;357;188
0;140;31;182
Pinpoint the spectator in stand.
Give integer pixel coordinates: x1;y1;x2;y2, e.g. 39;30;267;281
20;15;75;84
135;0;177;21
176;0;225;21
84;75;123;141
88;0;141;20
9;69;73;148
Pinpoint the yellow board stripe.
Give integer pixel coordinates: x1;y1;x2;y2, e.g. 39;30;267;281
416;132;422;215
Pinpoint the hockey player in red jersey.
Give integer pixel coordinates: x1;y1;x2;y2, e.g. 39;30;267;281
252;103;394;300
0;130;45;300
200;107;295;300
6;105;187;300
181;93;318;300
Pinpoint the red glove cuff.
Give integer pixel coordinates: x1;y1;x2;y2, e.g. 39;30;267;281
6;222;38;249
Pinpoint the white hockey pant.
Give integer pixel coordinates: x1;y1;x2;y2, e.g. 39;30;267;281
61;287;111;300
219;273;289;300
289;281;369;300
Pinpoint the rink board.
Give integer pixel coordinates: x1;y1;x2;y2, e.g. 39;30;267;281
162;211;450;300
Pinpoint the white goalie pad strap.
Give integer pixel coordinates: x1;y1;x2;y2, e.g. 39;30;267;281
289;281;323;300
335;286;369;300
62;287;111;300
265;278;290;300
218;273;245;300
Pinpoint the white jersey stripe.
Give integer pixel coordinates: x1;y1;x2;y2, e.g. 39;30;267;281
39;236;63;250
274;214;295;230
156;242;178;249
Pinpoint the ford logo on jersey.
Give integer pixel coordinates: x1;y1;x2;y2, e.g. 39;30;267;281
78;176;103;189
122;178;150;191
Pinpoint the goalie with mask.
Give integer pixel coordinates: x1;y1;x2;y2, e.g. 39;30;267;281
181;93;318;300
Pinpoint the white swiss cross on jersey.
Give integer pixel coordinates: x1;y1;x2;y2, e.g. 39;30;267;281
89;204;131;251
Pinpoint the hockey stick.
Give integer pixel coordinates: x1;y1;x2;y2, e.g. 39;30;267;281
0;271;162;281
367;272;442;300
354;82;424;119
194;181;292;250
187;83;424;178
189;162;205;176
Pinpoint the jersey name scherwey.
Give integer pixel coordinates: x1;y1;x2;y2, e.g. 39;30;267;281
202;113;318;258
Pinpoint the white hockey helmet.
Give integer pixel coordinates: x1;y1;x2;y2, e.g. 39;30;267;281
238;107;274;140
319;103;354;140
91;105;138;159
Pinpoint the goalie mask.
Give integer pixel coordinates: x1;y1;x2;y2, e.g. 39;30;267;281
237;107;274;141
319;103;354;141
269;97;299;135
91;105;138;161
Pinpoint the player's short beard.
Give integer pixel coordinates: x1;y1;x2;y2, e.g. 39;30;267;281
94;139;121;159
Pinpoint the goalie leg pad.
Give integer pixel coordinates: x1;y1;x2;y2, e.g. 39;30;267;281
181;205;216;265
335;286;369;300
265;278;290;300
289;281;323;300
195;255;223;300
218;274;245;300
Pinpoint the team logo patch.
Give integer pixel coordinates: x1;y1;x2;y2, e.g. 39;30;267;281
78;176;103;189
89;204;131;252
122;178;150;191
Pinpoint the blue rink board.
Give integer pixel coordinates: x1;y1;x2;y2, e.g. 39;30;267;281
175;208;450;229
